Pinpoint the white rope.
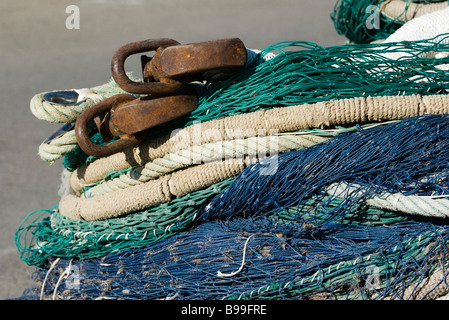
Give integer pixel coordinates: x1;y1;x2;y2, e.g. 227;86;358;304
30;76;137;124
52;259;73;300
40;257;60;300
30;89;102;124
381;6;449;60
217;234;256;278
367;193;449;218
38;129;78;163
326;182;449;219
380;0;449;23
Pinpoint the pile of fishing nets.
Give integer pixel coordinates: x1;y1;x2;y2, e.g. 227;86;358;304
13;3;449;300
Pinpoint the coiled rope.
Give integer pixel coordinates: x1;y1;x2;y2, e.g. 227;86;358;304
15;7;449;300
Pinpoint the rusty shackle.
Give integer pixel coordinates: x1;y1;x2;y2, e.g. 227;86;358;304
111;38;247;95
75;86;198;158
77;37;247;158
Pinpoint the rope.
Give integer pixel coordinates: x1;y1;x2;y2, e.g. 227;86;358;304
66;93;449;191
38;130;77;164
332;0;449;43
217;234;256;278
39;91;449;165
60;157;254;221
61;88;449;221
381;0;449;23
327;182;449;219
40;257;60;300
77;133;328;198
30;89;102;124
30;78;136;124
381;6;449;60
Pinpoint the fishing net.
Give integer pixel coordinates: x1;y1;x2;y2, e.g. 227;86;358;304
18;114;449;300
13;5;449;300
62;34;449;171
332;0;449;44
16;114;449;300
18;219;449;300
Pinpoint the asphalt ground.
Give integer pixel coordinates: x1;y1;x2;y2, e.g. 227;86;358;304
0;0;345;299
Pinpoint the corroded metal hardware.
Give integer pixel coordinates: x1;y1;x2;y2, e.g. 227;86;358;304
111;38;247;95
75;86;198;158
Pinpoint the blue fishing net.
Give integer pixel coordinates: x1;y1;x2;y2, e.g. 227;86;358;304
16;114;449;300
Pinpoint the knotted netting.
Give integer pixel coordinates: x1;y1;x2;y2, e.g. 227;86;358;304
13;5;449;300
18;114;449;300
332;0;449;44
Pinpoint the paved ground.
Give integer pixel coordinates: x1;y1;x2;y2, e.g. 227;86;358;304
0;0;345;299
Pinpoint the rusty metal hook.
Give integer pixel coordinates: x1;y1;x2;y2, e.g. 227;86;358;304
75;86;198;158
111;38;183;95
75;94;143;158
142;38;248;83
108;85;198;136
111;38;247;95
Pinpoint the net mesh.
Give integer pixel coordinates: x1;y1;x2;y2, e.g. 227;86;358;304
14;20;449;300
332;0;449;44
18;208;449;300
15;114;449;300
63;34;449;171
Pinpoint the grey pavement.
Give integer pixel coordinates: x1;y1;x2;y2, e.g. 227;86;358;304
0;0;345;299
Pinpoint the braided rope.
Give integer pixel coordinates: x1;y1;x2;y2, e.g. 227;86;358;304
29;79;136;124
327;182;449;219
80;134;328;197
57;88;449;221
380;0;449;23
30;89;103;124
60;157;257;221
38;130;78;164
67;93;449;192
39;92;449;165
